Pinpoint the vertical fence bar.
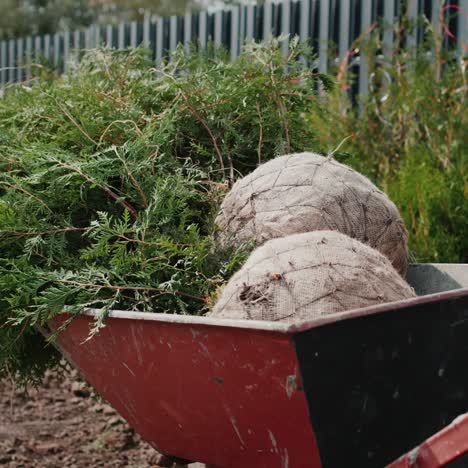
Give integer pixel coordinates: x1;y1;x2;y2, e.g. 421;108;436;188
246;4;255;41
44;35;51;64
1;41;6;86
34;35;41;75
25;36;32;80
359;0;372;97
169;16;177;52
199;11;207;48
239;5;246;46
300;0;311;64
282;0;291;55
231;6;240;60
406;0;418;51
73;30;80;51
383;0;395;58
143;13;151;48
264;0;273;40
118;22;125;49
106;24;113;47
214;11;223;46
94;24;101;47
84;27;91;49
319;0;330;73
155;16;163;63
458;0;468;56
16;38;23;82
130;21;138;47
300;0;311;42
63;30;70;72
53;33;60;68
338;0;350;59
8;39;15;83
184;13;192;51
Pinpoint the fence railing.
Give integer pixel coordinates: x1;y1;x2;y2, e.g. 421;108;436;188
0;0;467;94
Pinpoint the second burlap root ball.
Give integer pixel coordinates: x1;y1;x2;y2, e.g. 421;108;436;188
215;152;409;275
211;231;415;323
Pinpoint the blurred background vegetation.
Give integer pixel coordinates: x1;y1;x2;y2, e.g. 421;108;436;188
0;0;206;40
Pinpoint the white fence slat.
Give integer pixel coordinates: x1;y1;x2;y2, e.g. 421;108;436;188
406;0;418;50
53;33;60;66
359;0;372;97
184;13;192;51
118;22;125;49
246;4;254;40
143;14;151;48
199;11;207;48
263;0;273;40
300;0;311;42
383;0;395;58
155;17;163;62
8;39;15;83
1;41;6;86
239;5;246;44
459;0;467;55
73;30;80;50
95;24;101;46
170;16;177;52
25;36;32;80
230;6;240;60
44;34;50;61
319;0;330;74
338;0;350;59
106;24;113;47
16;38;23;82
215;11;223;45
63;31;70;72
85;27;92;49
282;0;291;55
130;21;137;47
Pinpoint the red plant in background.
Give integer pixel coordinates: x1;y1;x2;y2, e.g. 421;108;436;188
441;4;467;50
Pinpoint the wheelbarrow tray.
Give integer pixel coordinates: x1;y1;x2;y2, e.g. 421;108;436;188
44;264;468;468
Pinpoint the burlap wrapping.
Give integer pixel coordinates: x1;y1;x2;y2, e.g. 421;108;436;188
215;152;409;275
211;231;415;323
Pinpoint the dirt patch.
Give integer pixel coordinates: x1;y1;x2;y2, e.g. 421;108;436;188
0;368;178;467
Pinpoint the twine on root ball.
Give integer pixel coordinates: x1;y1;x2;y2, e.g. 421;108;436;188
215;152;409;275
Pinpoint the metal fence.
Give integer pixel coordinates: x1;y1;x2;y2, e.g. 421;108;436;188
0;0;467;94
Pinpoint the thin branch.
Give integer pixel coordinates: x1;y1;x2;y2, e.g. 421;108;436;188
97;119;143;147
57;279;208;303
113;149;148;208
46;93;98;146
4;227;88;237
53;160;138;218
0;181;53;214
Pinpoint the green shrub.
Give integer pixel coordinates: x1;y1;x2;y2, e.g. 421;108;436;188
312;41;467;264
0;39;329;383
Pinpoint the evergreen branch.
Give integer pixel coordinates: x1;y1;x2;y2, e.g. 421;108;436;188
0;181;53;214
57;278;208;303
52;159;138;218
3;227;88;237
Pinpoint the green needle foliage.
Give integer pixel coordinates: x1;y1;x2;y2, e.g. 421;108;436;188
0;38;329;384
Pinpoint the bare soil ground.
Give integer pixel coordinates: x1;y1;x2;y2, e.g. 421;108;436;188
0;368;166;467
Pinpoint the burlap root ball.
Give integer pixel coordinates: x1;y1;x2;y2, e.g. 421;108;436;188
215;152;409;275
211;231;415;323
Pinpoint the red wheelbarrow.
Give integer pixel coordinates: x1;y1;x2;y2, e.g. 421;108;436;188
43;263;468;467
